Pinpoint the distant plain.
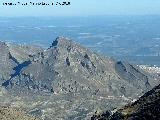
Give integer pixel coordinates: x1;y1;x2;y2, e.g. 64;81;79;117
0;15;160;66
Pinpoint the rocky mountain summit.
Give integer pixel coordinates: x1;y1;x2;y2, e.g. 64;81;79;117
0;37;159;120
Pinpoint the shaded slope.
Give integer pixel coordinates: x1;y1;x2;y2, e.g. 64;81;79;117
112;84;160;120
91;84;160;120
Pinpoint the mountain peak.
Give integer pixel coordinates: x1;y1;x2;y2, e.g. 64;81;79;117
50;36;72;48
0;37;159;120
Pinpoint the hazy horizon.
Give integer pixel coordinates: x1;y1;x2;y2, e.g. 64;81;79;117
1;0;160;17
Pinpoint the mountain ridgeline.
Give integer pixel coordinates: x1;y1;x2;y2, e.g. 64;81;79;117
0;37;159;120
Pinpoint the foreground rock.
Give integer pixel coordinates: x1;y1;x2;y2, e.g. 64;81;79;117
0;37;159;119
91;84;160;120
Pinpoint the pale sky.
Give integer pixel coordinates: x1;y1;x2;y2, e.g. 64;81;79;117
0;0;160;16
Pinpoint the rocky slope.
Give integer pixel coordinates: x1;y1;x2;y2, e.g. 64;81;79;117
0;37;159;119
92;83;160;120
0;106;39;120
